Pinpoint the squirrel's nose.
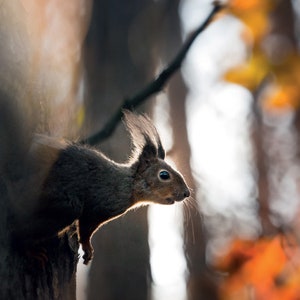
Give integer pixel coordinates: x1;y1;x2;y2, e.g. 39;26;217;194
183;189;190;198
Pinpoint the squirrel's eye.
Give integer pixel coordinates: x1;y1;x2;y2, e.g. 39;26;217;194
159;170;170;181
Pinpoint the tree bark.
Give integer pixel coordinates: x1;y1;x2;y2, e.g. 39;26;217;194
0;96;79;299
84;1;154;299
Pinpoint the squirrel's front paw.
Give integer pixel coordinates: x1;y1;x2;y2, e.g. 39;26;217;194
81;240;94;265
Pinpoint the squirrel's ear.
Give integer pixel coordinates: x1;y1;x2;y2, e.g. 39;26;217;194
137;143;157;171
122;109;166;161
157;143;165;160
141;142;157;159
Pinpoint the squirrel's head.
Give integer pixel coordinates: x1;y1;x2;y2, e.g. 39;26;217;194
123;110;190;205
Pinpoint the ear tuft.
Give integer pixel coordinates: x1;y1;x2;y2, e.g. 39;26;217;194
122;110;165;161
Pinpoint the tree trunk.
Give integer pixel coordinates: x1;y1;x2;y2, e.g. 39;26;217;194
0;96;79;299
1;231;79;300
84;1;155;299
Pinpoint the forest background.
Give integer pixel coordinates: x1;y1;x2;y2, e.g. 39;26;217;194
1;0;300;299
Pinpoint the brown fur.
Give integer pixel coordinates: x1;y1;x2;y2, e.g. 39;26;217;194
13;111;190;264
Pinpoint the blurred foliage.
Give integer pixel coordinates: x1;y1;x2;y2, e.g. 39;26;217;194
225;0;300;112
214;0;300;298
214;234;300;299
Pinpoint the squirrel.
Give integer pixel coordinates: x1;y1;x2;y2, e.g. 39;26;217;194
11;111;190;264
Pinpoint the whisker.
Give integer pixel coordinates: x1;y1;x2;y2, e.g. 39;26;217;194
182;197;199;244
186;196;199;211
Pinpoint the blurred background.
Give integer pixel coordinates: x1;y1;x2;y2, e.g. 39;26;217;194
2;0;300;299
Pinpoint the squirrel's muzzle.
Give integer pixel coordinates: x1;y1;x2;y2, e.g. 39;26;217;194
172;188;190;203
183;189;190;198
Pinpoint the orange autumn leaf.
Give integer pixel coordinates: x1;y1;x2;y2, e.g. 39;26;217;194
261;54;300;112
241;10;270;42
282;267;300;299
227;0;272;12
262;85;300;112
242;237;286;286
214;239;256;272
213;235;300;300
224;52;269;91
227;0;275;43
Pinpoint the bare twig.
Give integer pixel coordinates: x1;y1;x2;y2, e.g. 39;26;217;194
82;2;224;145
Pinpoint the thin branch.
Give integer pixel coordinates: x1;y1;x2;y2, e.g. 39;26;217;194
81;2;224;145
